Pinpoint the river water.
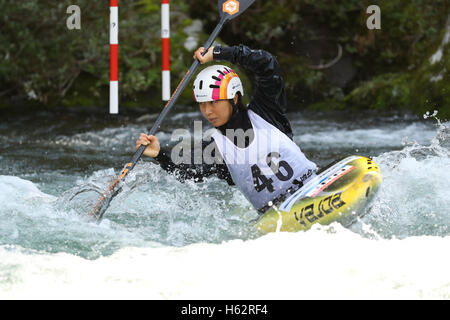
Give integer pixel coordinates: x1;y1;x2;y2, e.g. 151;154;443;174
0;107;449;299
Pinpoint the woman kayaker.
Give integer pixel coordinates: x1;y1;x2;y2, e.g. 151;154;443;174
136;44;317;214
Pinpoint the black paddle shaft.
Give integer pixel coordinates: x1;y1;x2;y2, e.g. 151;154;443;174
91;0;255;221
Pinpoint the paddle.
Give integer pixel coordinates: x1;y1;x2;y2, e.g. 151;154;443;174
89;0;256;221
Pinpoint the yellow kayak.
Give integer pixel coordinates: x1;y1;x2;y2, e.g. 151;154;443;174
255;156;382;234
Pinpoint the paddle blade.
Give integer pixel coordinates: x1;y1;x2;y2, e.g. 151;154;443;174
89;178;121;222
219;0;255;21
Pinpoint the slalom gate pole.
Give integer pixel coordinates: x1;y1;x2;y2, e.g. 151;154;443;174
110;0;119;114
161;0;171;104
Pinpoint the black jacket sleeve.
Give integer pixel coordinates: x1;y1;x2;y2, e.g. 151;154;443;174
154;139;235;185
214;44;293;139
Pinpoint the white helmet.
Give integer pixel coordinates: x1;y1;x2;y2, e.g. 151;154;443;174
193;65;244;103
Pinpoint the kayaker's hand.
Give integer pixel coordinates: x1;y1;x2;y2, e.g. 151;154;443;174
136;133;160;158
194;46;214;64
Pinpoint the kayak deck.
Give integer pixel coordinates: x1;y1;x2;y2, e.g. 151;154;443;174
255;156;382;233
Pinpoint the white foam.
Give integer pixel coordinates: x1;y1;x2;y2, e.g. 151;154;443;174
0;226;448;299
0;176;56;206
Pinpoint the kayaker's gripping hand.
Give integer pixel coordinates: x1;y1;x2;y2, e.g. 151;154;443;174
194;46;214;64
136;133;160;158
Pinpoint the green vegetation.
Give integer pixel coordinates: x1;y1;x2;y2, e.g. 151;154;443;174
1;0;449;119
0;0;195;110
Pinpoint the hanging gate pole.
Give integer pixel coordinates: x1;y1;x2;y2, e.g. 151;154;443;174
161;0;171;104
110;0;119;114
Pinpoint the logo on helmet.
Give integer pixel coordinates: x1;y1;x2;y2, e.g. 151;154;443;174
223;0;239;15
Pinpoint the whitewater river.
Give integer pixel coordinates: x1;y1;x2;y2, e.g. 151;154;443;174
0;107;449;299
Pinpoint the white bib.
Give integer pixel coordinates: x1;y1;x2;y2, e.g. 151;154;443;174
212;110;317;210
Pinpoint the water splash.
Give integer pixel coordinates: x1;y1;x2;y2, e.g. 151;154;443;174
356;117;450;239
55;168;118;218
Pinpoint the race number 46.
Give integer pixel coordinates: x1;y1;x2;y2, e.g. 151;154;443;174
251;152;294;193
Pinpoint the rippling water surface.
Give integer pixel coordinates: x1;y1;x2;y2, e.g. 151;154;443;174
0;107;449;299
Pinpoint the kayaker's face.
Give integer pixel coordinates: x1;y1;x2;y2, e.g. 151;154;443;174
199;99;233;127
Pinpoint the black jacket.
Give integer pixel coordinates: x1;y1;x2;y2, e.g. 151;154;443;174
155;44;293;185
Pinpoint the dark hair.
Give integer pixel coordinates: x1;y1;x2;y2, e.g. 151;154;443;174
229;92;245;113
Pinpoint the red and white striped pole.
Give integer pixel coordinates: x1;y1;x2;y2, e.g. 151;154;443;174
161;0;170;103
110;0;119;114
